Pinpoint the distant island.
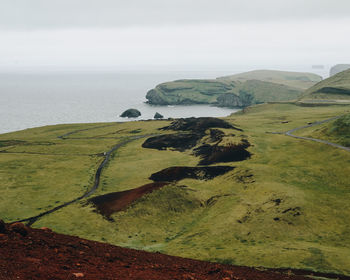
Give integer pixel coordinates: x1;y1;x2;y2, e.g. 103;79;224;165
146;70;322;108
330;64;350;76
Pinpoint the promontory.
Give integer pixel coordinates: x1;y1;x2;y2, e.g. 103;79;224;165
146;70;322;108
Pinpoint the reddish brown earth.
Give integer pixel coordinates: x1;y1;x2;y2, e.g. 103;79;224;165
0;221;311;280
89;182;169;217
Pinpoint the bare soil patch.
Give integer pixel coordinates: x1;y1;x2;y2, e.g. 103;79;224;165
150;166;234;182
89;182;169;218
142;133;203;151
161;117;241;132
0;221;311;280
194;140;251;165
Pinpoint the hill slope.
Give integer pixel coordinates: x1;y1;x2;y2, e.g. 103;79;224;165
301;69;350;101
218;69;322;90
1;221;313;280
146;70;321;107
1;104;350;276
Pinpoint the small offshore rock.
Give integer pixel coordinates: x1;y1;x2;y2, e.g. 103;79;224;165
154;112;164;119
9;222;28;236
120;108;141;118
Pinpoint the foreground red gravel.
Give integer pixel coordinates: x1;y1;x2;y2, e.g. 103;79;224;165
0;221;309;280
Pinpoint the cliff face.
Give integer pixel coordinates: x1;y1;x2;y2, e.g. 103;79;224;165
216;92;249;107
146;89;170;105
330;64;350;76
146;70;319;108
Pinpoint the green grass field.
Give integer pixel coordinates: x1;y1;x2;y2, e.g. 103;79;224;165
1;103;350;275
218;69;322;90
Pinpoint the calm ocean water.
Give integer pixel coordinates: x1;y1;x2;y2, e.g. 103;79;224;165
0;68;328;134
0;70;240;134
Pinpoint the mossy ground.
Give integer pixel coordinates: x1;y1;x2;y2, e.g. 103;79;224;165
1;104;350;275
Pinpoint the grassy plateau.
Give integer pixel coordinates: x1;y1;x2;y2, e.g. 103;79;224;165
146;70;322;107
1;103;350;276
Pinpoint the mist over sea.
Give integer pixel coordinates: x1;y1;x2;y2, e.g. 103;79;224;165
0;67;329;134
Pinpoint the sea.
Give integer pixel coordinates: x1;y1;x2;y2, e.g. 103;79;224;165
0;67;329;134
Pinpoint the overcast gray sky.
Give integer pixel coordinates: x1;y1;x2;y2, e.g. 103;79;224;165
0;0;349;69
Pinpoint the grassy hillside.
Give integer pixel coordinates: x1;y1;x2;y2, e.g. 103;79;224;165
145;70;319;107
218;69;322;90
238;79;301;103
301;69;350;102
293;113;350;147
146;79;236;105
1;104;350;276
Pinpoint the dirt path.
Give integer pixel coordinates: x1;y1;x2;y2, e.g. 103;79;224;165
284;115;350;152
57;124;116;139
13;132;155;226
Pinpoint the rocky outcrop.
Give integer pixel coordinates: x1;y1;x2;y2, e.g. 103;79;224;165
120;108;141;118
216;93;243;107
142;133;203;151
154;112;164;119
146;89;169;105
330;64;350;76
150;166;234;182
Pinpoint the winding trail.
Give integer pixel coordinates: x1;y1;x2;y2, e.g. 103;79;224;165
284;115;350;152
13;124;156;226
57;124;116;139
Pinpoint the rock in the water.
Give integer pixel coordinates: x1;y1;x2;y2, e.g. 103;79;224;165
120;109;141;118
330;64;350;76
154;112;164;119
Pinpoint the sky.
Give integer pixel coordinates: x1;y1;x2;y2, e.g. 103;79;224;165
0;0;349;70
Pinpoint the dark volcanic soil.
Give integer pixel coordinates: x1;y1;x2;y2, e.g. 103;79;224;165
150;166;234;182
161;117;241;132
194;140;251;165
0;221;310;280
142;133;203;151
89;182;169;217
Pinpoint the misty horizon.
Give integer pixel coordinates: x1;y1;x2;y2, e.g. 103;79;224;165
0;0;349;69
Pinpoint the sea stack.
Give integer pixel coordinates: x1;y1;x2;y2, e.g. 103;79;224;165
120;109;141;118
154;112;164;119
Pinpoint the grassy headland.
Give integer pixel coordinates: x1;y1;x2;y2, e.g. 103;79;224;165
301;69;350;103
146;70;322;107
1;103;350;276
